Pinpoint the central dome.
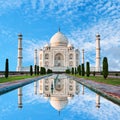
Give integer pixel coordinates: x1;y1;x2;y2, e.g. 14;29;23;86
50;31;68;47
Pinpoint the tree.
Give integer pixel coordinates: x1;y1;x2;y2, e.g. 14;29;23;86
47;69;53;74
34;65;37;75
40;67;46;74
77;65;81;75
72;67;74;74
30;65;33;76
93;71;96;76
86;62;90;77
65;69;71;74
5;58;9;78
37;66;39;75
75;67;77;75
103;57;108;79
81;63;85;76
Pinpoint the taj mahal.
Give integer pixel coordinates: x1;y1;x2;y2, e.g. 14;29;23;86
16;29;101;72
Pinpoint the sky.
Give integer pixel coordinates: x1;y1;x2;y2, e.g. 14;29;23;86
0;0;120;71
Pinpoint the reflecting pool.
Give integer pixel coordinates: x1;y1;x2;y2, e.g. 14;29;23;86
0;74;120;120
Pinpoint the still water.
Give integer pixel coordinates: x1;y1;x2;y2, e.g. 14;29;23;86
0;74;120;120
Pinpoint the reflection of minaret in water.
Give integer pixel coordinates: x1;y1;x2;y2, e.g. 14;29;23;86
82;85;84;94
18;87;23;108
34;81;37;95
96;94;100;108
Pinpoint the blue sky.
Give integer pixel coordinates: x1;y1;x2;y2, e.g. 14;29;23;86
0;0;120;71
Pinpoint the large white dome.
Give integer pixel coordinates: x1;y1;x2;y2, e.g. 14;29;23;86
50;31;68;47
50;97;68;111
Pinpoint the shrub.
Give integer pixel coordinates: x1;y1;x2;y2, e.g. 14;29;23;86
65;69;71;74
47;69;53;74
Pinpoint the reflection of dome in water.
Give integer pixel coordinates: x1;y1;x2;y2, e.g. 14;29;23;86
50;32;68;47
50;97;68;111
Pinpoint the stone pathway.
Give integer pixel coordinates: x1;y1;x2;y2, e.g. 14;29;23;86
67;75;120;105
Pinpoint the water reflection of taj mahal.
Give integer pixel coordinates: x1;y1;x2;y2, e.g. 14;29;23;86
18;75;101;110
39;74;80;111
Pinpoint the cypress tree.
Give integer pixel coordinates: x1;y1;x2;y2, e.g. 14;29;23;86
30;65;33;76
86;62;90;77
81;63;85;76
34;65;37;75
103;57;108;79
5;58;9;78
40;67;43;74
44;67;46;74
72;67;74;74
77;65;81;75
37;66;39;75
75;67;77;75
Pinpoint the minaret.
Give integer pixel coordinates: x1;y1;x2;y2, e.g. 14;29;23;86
18;87;23;108
96;34;101;72
96;94;100;108
82;49;84;64
34;49;37;66
17;34;23;71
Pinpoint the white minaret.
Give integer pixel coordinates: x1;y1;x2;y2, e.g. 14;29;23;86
95;34;101;72
18;87;23;108
82;49;84;64
17;34;23;71
34;49;37;66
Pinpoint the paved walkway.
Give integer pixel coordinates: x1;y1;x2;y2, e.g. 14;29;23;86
67;75;120;105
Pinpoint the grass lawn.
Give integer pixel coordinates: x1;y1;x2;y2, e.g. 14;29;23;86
72;74;120;86
0;75;41;83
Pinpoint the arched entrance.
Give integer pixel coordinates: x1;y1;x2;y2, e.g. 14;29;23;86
54;53;64;67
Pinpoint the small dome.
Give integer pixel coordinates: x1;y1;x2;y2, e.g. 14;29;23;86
68;43;73;48
44;44;49;48
50;97;68;111
50;32;68;47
